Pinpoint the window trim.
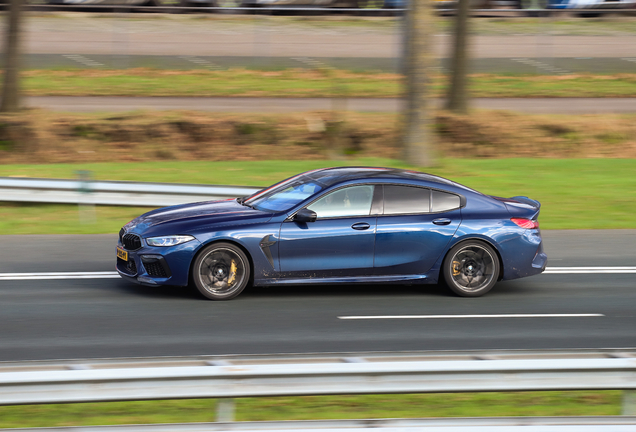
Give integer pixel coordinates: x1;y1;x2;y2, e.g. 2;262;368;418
376;183;465;217
285;182;466;221
286;183;377;222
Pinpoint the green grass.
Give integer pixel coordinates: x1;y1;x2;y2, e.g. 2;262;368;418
20;70;636;98
0;158;635;234
0;391;622;428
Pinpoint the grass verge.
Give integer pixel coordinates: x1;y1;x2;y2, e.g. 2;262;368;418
0;158;635;234
2;110;636;165
20;69;636;98
0;391;622;428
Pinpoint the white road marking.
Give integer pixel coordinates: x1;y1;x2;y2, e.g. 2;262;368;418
62;54;104;68
0;267;634;281
545;267;636;274
179;56;222;70
292;57;333;70
0;272;119;281
511;57;569;75
339;314;605;320
0;267;636;281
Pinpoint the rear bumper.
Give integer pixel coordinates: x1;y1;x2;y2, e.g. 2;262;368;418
500;228;547;281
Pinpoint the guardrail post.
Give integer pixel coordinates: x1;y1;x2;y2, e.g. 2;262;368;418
622;390;636;415
216;398;235;422
75;170;95;224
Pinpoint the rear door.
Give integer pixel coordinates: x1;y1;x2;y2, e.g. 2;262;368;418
374;185;461;276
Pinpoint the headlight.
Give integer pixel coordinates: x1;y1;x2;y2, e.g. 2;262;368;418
145;235;195;247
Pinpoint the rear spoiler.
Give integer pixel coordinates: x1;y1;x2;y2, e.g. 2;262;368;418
510;196;541;211
507;196;541;220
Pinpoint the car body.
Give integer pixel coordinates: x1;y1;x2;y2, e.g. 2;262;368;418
117;167;547;299
547;0;636;8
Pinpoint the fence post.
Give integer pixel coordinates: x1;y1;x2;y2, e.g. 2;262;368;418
216;398;235;422
623;390;636;415
76;170;95;224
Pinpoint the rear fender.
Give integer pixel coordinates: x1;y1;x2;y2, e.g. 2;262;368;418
427;232;506;284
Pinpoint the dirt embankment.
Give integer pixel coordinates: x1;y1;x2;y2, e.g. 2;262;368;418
1;109;635;164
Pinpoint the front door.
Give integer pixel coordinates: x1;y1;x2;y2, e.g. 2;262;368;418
278;185;376;278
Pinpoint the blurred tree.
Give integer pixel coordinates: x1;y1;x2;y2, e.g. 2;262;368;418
446;0;471;113
1;0;24;113
402;0;436;167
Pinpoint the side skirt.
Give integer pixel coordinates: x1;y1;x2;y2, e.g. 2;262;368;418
254;274;431;287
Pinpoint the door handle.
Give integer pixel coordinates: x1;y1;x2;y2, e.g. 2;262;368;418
351;222;371;230
433;218;452;226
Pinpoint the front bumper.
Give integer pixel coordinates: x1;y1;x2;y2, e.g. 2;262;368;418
116;236;201;287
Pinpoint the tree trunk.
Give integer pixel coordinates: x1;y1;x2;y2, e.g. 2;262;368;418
445;0;470;113
401;0;436;168
1;0;23;113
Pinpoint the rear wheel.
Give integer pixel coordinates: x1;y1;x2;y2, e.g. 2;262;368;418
192;242;250;300
443;241;499;297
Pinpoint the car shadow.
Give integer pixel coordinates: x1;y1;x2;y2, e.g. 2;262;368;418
241;282;453;299
112;279;453;301
112;279;202;300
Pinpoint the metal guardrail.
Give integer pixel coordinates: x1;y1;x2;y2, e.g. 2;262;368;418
1;349;636;414
5;416;636;432
2;349;636;430
6;356;636;405
0;177;260;207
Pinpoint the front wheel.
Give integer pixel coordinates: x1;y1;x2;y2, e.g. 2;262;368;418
443;241;500;297
192;242;251;300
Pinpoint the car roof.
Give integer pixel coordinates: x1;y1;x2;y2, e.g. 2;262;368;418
303;167;455;188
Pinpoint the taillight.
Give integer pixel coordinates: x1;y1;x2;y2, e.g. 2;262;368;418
511;218;539;229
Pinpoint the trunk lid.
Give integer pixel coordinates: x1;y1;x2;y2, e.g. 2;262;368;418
490;195;541;220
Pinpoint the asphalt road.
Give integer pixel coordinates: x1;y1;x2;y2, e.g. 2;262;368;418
26;54;636;74
0;230;634;362
26;96;636;113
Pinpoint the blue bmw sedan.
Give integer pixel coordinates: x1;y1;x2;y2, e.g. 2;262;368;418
117;167;547;299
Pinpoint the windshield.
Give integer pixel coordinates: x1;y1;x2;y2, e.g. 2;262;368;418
244;178;324;212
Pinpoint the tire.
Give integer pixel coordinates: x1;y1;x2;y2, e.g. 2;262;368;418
443;240;500;297
192;242;251;300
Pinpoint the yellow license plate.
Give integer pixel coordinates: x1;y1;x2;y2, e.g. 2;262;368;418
117;246;128;261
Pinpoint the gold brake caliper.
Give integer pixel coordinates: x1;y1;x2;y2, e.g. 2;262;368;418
227;261;237;286
452;261;461;276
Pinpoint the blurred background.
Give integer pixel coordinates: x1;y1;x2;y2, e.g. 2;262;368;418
0;2;635;233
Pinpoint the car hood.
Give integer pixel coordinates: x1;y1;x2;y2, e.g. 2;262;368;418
125;199;272;233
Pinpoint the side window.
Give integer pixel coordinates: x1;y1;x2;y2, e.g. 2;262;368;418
307;185;374;219
384;185;430;215
432;190;461;212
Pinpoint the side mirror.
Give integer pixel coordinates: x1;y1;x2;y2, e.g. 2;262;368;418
295;208;317;223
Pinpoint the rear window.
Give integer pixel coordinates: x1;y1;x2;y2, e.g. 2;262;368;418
383;185;430;215
432;190;461;212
